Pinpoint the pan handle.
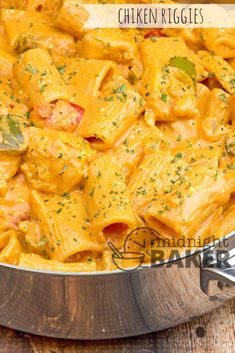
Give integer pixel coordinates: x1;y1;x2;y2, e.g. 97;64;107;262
200;232;235;298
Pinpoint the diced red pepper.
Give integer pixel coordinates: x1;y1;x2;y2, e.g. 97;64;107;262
144;29;165;39
70;103;85;124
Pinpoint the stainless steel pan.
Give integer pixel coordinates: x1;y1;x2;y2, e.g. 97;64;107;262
0;0;234;340
0;232;234;339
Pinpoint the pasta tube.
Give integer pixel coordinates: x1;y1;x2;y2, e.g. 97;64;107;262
201;88;232;141
56;0;89;38
198;50;235;94
78;77;145;150
129;150;185;212
111;119;165;178
14;48;72;107
0;230;22;265
140;37;189;66
77;28;138;65
84;155;136;244
140;38;198;121
30;190;103;261
0;80;29;117
26;0;62;15
1;9;75;54
63;58;115;108
219;203;235;236
163;29;203;51
0;49;14;78
0;0;27;8
198;29;235;59
144;157;231;239
0;23;12;53
0;154;21;196
0;173;30;232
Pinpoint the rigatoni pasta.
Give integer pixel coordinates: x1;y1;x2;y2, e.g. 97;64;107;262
78;76;145;150
0;230;22;264
77;28;139;65
0;154;21;196
197;29;235;59
110;119;165;178
198;50;235;94
140;38;198;121
26;0;62;14
144;157;230;239
55;0;89;38
1;8;75;57
13;48;71;107
0;49;14;77
63;58;116;108
30;190;103;261
84;155;136;245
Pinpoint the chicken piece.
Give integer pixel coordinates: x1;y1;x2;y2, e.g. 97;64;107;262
21;127;94;193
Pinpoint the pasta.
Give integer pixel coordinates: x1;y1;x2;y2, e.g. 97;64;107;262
29;190;103;261
77;28;139;65
140;37;198;121
26;0;62;14
13;48;72;107
55;0;89;38
0;49;14;77
1;9;75;60
197;29;235;59
0;1;235;272
77;76;145;150
84;155;136;248
63;58;116;108
0;230;22;264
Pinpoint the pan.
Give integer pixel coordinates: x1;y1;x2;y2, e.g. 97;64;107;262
0;231;234;339
0;0;234;340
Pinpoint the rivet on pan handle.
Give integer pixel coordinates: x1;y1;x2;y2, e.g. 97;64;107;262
200;231;235;298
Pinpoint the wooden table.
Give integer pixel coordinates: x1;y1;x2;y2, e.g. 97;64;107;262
0;299;234;353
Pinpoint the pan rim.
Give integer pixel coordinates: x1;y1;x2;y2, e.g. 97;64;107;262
0;230;233;277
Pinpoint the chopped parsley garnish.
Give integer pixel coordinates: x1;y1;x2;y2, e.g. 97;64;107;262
39;84;47;93
161;93;168;102
25;64;38;75
219;93;227;103
227;162;235;170
58;65;66;74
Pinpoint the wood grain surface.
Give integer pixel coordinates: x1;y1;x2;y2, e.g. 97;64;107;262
0;299;234;353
